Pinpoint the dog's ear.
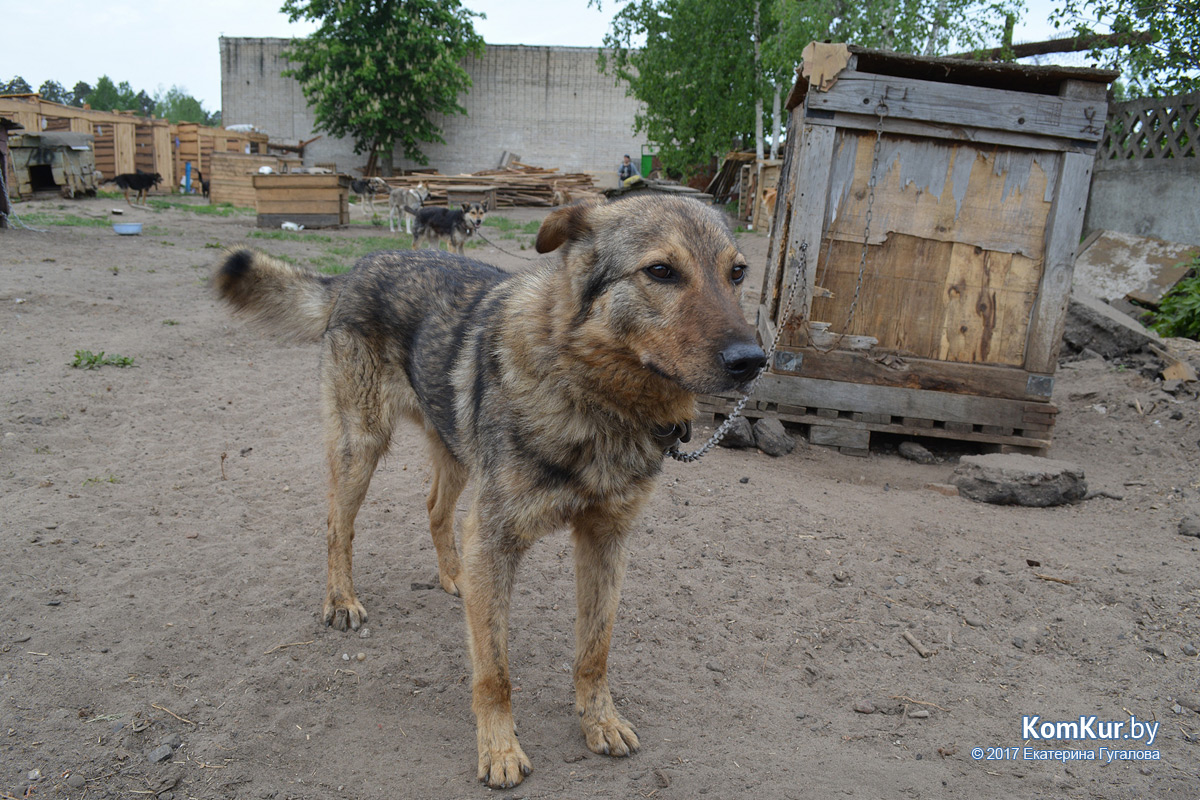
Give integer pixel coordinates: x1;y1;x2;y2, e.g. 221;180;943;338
535;203;593;253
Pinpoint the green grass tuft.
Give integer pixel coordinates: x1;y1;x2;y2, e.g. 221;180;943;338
70;350;135;370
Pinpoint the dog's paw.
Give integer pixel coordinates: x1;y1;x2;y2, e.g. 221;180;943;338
322;596;367;631
477;738;532;789
582;715;640;757
439;574;462;597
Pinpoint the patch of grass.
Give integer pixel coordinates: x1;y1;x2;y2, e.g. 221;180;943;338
484;216;541;235
162;319;179;326
69;350;135;370
22;212;111;228
204;242;223;249
323;236;410;260
83;474;120;486
96;190;122;200
146;198;251;216
247;230;333;243
310;254;351;274
1143;256;1200;340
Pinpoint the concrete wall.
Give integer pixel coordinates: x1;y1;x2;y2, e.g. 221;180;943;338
1084;158;1200;246
220;37;648;176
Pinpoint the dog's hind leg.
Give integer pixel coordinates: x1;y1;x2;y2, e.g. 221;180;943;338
424;433;466;596
319;337;398;631
572;509;641;757
462;500;533;788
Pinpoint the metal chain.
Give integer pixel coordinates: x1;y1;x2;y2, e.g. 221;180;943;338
842;102;888;335
668;101;889;463
667;242;808;462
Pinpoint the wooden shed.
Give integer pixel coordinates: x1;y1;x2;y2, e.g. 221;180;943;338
703;44;1116;454
208;152;301;208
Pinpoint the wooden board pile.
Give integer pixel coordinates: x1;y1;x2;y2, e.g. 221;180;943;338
382;162;598;207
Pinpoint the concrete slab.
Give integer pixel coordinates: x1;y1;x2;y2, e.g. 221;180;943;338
1072;229;1198;305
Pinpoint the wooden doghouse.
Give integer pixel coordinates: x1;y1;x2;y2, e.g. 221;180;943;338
7;132;99;198
253;173;349;228
702;44;1116;454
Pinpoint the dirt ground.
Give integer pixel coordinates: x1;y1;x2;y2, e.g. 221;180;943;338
2;195;1198;799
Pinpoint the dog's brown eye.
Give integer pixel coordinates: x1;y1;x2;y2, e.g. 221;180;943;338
644;264;677;282
731;264;747;285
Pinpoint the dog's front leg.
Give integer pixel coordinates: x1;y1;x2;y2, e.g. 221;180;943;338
572;513;640;757
462;502;532;788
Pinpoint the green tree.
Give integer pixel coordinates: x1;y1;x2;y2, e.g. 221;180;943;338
1;76;33;94
1051;0;1199;96
154;86;212;123
281;0;485;172
597;0;1022;177
69;81;92;107
86;76;122;111
38;80;69;104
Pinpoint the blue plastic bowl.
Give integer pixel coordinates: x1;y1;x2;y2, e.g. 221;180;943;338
112;222;143;235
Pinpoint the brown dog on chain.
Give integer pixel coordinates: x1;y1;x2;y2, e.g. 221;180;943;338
213;195;765;788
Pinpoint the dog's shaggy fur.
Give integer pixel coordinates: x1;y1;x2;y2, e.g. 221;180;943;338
213;195;765;789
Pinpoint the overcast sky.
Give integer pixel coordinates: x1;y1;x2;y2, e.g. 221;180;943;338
5;0;1078;114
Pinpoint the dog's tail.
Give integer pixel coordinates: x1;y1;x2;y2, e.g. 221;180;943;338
214;249;335;341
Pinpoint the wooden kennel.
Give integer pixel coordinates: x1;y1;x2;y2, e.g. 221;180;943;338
253;173;350;228
701;44;1116;454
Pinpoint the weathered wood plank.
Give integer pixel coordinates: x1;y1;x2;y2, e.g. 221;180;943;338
777;124;837;344
1022;150;1093;372
750;373;1046;428
810;425;871;448
808;72;1108;142
803;108;1100;154
700;393;1053;448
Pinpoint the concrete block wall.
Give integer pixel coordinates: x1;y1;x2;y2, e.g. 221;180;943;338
220;38;648;176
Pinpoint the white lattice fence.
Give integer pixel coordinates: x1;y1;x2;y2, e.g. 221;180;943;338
1099;91;1199;162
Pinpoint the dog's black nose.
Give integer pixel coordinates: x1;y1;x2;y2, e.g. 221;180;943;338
721;342;766;382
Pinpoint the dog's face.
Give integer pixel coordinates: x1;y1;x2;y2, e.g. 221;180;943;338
152;173;163;186
462;202;486;232
536;196;765;395
415;182;430;202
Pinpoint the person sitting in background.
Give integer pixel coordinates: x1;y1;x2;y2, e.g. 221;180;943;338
618;154;641;187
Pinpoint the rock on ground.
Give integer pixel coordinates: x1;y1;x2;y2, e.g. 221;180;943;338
951;454;1087;507
899;441;935;464
717;415;756;449
753;418;795;456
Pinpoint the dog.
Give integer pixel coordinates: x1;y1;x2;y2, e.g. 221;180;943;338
388;182;430;234
551;180;572;207
349;177;388;216
409;202;486;254
194;169;211;199
213;195;765;789
108;171;162;206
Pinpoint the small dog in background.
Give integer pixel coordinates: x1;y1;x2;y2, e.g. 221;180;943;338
409;202;486;254
349;177;389;216
389;182;430;234
108;171;163;206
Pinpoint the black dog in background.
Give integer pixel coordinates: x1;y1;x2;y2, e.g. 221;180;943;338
108;171;162;206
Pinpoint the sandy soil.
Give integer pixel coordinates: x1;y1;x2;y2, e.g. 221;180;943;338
2;195;1198;799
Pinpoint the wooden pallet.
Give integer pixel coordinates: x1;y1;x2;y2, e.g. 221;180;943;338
697;388;1054;457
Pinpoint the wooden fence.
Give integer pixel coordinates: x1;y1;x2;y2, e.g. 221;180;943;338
1097;91;1199;163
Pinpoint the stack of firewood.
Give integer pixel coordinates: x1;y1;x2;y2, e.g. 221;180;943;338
382;162;599;207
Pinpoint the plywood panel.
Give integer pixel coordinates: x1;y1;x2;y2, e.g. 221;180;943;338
824;130;1059;259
